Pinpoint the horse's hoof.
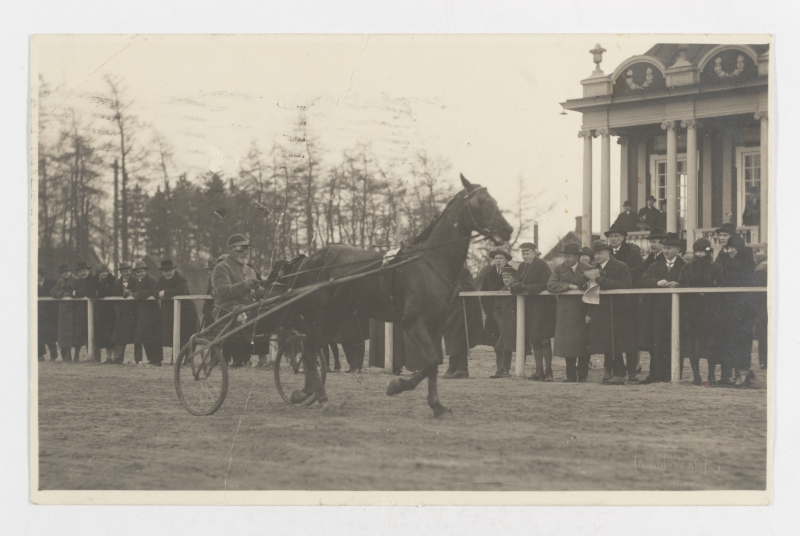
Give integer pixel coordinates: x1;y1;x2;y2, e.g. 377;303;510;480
386;379;406;396
321;401;345;416
290;389;314;404
432;404;452;418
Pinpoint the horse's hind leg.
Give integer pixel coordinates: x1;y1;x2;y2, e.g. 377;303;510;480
292;337;329;405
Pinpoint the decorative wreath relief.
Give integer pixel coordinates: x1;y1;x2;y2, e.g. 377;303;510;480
714;55;745;78
626;67;654;90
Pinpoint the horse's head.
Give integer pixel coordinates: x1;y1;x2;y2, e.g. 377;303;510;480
460;174;513;246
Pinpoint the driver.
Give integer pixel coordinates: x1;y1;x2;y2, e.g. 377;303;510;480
212;234;266;367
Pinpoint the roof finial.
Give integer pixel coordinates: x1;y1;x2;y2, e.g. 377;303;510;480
590;43;607;75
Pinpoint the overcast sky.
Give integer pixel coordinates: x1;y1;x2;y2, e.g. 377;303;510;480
33;34;756;253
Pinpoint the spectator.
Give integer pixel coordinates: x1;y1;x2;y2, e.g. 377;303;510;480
510;243;556;382
678;238;723;385
480;249;511;348
643;228;666;271
109;262;142;365
50;264;83;362
443;267;483;379
586;241;635;385
71;262;96;362
612;201;640;233
132;261;163;366
491;265;519;378
638;195;662;230
752;251;768;370
154;259;198;359
37;267;58;361
547;243;592;382
93;265;117;363
638;232;686;384
579;247;595;268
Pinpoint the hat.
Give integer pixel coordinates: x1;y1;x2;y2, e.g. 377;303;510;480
647;227;666;240
117;261;132;272
500;266;517;276
519;242;537;251
715;222;737;235
604;224;628;237
95;265;109;274
593;240;612;253
76;261;91;271
58;263;71;274
623;200;632;207
488;249;512;261
580;247;595;258
692;238;713;252
132;261;149;271
159;259;175;271
646;194;656;202
561;243;581;255
663;232;682;247
727;232;746;250
227;234;250;248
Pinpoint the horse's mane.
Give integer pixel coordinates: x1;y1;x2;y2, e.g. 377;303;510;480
409;189;469;245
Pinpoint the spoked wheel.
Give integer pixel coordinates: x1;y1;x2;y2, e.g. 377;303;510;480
274;332;327;405
174;337;229;416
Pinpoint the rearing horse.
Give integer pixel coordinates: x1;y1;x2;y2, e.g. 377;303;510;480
282;175;513;416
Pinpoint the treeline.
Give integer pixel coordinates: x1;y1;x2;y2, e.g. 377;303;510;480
37;75;538;277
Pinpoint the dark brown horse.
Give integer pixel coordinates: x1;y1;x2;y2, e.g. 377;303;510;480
281;175;512;416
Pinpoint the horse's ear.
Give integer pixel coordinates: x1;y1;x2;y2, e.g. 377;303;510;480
460;173;474;191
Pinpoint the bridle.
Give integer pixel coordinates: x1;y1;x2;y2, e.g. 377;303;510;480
462;186;499;240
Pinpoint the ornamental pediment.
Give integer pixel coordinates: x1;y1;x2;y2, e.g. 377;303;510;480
613;61;667;95
699;49;759;85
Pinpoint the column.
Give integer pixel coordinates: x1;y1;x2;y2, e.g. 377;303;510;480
722;130;733;224
579;130;594;248
756;112;769;243
682;120;698;243
618;136;629;211
662;121;678;233
599;129;612;232
702;135;713;228
637;139;647;211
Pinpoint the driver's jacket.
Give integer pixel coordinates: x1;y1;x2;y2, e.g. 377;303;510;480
211;254;266;316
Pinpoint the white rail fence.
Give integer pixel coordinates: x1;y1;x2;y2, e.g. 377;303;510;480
39;287;767;382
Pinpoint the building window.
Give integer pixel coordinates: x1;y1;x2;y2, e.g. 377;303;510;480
650;155;688;229
736;147;761;227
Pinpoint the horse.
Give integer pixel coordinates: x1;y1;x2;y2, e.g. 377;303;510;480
280;174;513;417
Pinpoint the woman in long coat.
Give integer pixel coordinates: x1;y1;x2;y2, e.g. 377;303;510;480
50;264;83;362
132;261;163;365
547;243;592;382
480;249;511;346
443;268;483;378
93;265;117;361
154;260;198;352
110;262;138;363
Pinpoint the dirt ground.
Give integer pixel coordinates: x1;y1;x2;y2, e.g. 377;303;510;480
37;344;767;491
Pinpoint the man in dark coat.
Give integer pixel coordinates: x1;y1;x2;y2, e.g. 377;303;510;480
510;242;556;381
93;265;117;362
480;249;511;347
637;233;686;384
109;262;142;364
752;252;768;370
613;201;641;233
606;224;644;381
50;264;83;362
638;195;662;231
155;260;198;359
71;262;96;362
643;228;666;271
37;267;58;361
678;238;723;385
132;261;163;366
547;243;592;382
586;241;635;385
492;265;519;378
443;267;483;379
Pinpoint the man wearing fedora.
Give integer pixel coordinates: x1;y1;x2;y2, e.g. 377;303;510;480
212;234;268;368
132;261;163;366
510;242;556;381
37;267;58;361
547;243;592;382
50;264;84;362
480;248;511;349
613;201;640;234
638;233;686;384
155;259;199;360
71;262;97;362
638;195;662;231
643;228;667;271
93;265;117;363
606;224;644;381
109;262;142;364
586;241;636;385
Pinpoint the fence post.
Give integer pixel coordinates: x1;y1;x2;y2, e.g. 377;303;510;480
384;322;394;373
173;299;181;365
87;299;95;360
671;293;680;382
515;294;526;377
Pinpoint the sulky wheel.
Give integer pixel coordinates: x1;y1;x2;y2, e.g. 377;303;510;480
274;332;327;405
174;337;229;416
